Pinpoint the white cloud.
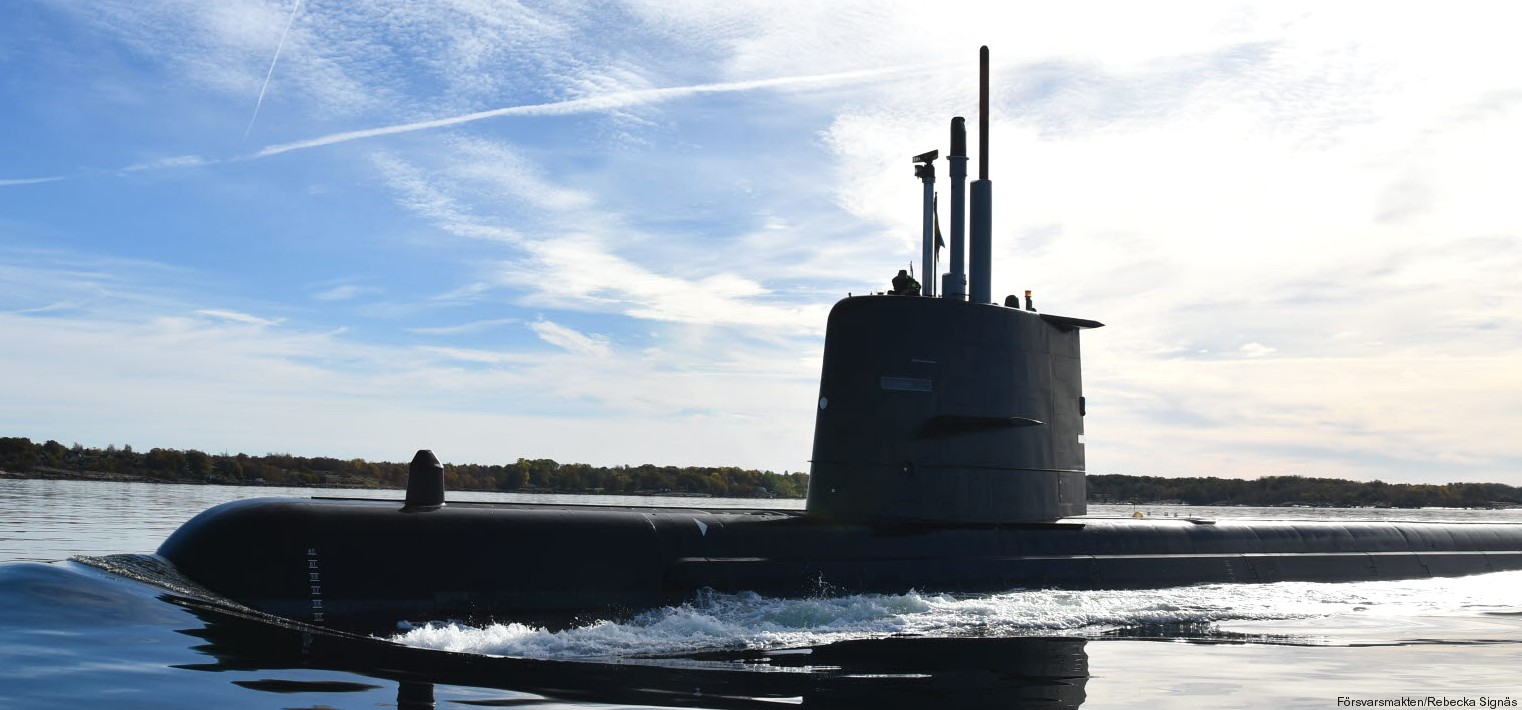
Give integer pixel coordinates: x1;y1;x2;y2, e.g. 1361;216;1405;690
1085;351;1522;482
1239;343;1276;359
122;155;211;173
442;136;593;212
195;309;285;327
529;319;611;359
370;152;523;244
0;302;817;471
368;146;834;335
506;237;829;332
55;0;380;118
312;284;368;301
407;318;519;335
0;247;198;316
415;345;523;366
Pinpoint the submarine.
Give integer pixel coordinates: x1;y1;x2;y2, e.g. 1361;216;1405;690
158;47;1522;632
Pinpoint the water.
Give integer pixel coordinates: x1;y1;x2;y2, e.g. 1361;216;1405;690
2;479;1520;708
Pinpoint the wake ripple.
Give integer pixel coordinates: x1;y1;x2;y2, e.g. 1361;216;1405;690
393;570;1522;659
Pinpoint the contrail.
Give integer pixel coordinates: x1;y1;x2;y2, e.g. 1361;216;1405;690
0;176;66;187
243;0;304;142
255;62;942;158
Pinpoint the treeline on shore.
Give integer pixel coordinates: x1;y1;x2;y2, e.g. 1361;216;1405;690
3;436;1519;508
1088;474;1522;509
0;436;808;498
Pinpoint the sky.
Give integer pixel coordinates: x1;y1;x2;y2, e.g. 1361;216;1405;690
2;1;1519;485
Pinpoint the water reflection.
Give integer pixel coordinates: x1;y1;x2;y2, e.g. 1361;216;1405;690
170;594;1089;709
9;556;1520;708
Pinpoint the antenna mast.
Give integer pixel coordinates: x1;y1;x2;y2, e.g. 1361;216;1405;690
968;46;993;304
913;150;938;297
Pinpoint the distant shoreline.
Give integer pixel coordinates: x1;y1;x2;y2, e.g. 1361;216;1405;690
1;467;370;488
5;436;1520;508
0;467;777;498
0;437;810;499
6;467;1521;509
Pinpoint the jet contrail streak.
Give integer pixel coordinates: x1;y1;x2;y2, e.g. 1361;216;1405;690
0;176;66;187
243;0;304;142
255;61;944;158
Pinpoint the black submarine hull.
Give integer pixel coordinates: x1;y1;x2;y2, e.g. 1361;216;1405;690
157;496;1522;631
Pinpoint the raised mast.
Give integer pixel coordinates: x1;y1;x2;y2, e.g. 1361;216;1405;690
968;46;993;304
914;150;938;297
942;117;969;300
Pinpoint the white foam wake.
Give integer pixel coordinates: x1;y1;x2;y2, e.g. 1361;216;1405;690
391;570;1522;659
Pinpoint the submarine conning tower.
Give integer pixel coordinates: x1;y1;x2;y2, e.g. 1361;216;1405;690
806;46;1103;525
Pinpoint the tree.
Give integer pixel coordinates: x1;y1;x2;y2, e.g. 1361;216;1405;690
0;437;38;472
145;448;187;476
185;450;213;477
39;440;67;466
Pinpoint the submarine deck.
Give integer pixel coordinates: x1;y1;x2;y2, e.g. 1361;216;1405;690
304;495;1517;529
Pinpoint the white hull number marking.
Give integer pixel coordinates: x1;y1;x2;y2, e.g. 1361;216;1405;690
306;547;324;623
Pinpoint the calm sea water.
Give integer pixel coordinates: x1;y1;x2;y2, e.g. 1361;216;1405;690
1;478;1519;709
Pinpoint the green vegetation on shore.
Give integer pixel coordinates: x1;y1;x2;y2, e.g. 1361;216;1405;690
0;436;807;498
1088;473;1522;509
3;436;1519;508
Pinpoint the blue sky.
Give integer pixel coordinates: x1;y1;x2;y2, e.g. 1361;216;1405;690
2;1;1519;485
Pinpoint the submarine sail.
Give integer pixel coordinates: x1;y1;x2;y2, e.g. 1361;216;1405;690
809;46;1094;525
